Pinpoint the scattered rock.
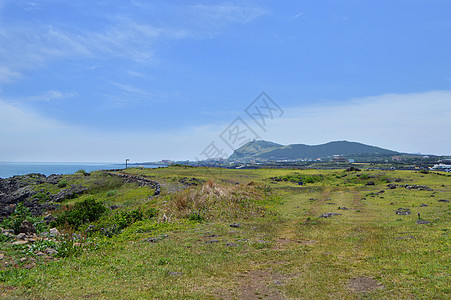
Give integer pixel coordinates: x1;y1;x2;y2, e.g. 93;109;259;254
205;234;218;238
142;235;169;243
229;223;240;228
365;181;375;186
438;199;450;203
416;219;432;225
43;214;56;224
326;202;335;205
226;242;237;247
387;184;433;191
1;229;14;236
52;185;88;202
338;207;349;210
387;183;397;189
18;220;36;234
44;248;58;255
20;257;27;263
107;173;161;195
206;240;220;244
34;251;45;257
16;233;27;240
395;208;411;215
420;203;428;207
12;240;28;245
49;228;59;237
168;271;183;276
319;212;342;218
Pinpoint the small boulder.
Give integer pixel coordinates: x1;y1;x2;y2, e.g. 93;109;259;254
387;183;397;189
366;181;375;186
395;208;411;215
44;248;58;255
438;199;450;203
18;220;36;234
49;228;59;237
205;240;220;244
338;207;349;210
12;240;28;245
416;219;432;225
44;214;56;224
420;203;428;207
16;233;26;240
319;212;342;218
229;223;240;228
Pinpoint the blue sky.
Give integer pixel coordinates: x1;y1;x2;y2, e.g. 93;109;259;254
1;0;450;162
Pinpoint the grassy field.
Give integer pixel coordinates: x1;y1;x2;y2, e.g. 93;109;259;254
1;167;450;299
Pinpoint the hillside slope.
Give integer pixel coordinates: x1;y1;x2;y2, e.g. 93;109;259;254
229;140;399;161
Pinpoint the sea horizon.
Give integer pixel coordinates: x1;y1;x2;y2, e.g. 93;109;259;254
0;162;160;179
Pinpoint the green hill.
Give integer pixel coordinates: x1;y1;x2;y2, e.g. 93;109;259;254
229;140;399;161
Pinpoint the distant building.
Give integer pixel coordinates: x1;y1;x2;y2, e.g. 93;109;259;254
391;156;402;162
332;155;347;163
431;164;451;172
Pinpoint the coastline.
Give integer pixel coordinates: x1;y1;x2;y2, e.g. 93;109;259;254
0;162;159;179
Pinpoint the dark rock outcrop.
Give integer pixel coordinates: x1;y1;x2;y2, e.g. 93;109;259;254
106;173;161;196
0;174;65;221
52;185;88;202
18;220;36;234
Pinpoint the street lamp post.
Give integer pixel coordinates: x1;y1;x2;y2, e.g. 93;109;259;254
125;159;130;169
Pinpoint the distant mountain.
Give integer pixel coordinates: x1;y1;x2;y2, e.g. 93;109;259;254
229;140;399;161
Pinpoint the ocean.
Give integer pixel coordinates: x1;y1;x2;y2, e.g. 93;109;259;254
0;162;161;179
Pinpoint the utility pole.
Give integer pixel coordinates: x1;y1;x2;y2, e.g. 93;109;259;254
125;159;130;169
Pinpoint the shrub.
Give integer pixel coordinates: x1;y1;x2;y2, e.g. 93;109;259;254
56;199;106;229
32;192;50;202
106;190;117;197
57;179;68;188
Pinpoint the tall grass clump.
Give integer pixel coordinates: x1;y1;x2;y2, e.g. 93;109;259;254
167;180;273;221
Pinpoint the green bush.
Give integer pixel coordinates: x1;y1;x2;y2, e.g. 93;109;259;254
85;207;159;238
106;190;117;197
56;199;106;229
188;212;204;222
57;179;68;188
32;192;50;202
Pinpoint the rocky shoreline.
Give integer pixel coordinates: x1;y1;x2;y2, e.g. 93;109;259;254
0;171;161;222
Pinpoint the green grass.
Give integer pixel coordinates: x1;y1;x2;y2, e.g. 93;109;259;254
1;167;450;299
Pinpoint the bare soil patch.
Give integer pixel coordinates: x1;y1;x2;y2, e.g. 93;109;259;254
348;276;384;293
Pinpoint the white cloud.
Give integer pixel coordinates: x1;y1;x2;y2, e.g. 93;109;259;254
0;98;221;162
189;4;267;24
0;66;20;84
0;2;267;85
26;90;78;102
1;90;450;162
263;91;451;155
